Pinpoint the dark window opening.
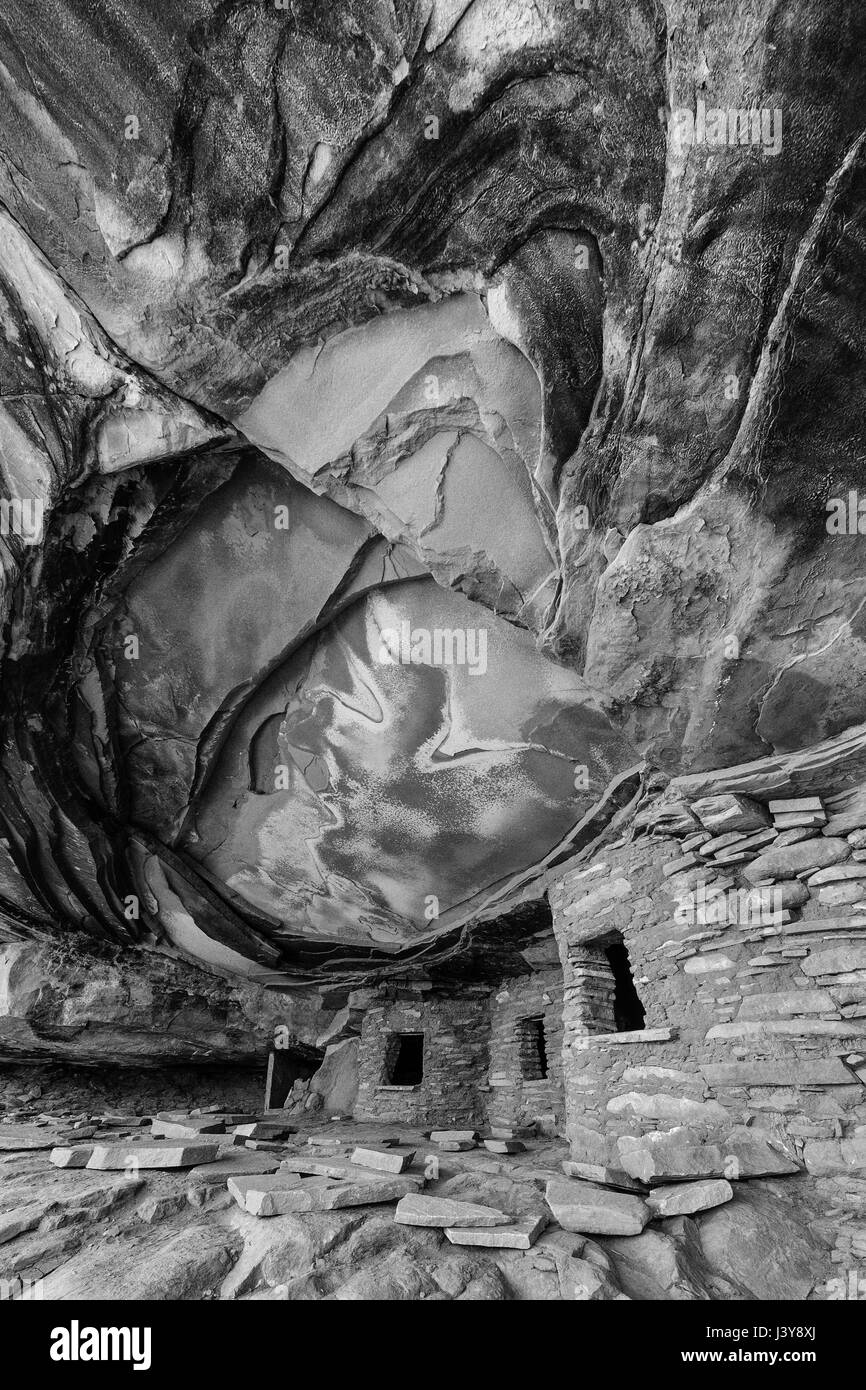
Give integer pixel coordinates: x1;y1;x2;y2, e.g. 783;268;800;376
384;1033;424;1085
518;1016;549;1080
605;941;646;1032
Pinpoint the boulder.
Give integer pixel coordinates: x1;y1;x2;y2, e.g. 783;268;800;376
309;1039;359;1115
602;1221;738;1301
697;1185;828;1300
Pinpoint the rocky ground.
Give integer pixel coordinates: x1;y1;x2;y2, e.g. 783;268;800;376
0;1080;846;1302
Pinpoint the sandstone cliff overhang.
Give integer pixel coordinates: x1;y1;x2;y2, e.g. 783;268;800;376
0;0;864;989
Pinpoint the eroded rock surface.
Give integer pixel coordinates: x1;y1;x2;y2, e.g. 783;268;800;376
0;0;864;997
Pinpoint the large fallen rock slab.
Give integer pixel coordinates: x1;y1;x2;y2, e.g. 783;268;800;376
545;1179;651;1235
646;1179;733;1218
561;1159;647;1193
724;1133;800;1178
394;1194;509;1228
617;1134;727;1184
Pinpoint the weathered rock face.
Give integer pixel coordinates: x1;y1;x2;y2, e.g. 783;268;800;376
0;941;333;1066
1;0;866;1005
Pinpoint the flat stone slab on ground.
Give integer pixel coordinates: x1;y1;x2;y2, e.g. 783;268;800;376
429;1130;478;1143
237;1138;292;1152
436;1140;476;1151
280;1157;358;1178
227;1172;305;1203
545;1179;651;1235
350;1147;415;1173
646;1179;733;1217
233;1122;294;1140
395;1193;510;1228
445;1213;548;1249
280;1157;425;1184
231;1171;418;1216
151;1117;227;1139
484;1139;526;1154
186;1152;281;1182
86;1141;224;1171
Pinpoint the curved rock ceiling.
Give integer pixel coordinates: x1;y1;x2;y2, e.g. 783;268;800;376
0;0;865;984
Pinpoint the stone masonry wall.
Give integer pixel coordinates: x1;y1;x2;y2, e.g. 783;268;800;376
486;968;564;1131
549;823;866;1161
546;782;866;1291
353;986;489;1127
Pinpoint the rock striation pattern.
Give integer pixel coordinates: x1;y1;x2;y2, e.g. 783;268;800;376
1;0;866;996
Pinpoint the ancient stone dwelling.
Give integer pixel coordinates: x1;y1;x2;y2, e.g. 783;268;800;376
291;723;866;1223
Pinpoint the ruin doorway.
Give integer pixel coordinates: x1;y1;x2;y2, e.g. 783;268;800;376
383;1032;424;1086
264;1037;324;1109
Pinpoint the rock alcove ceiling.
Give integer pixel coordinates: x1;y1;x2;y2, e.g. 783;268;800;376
0;0;865;998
